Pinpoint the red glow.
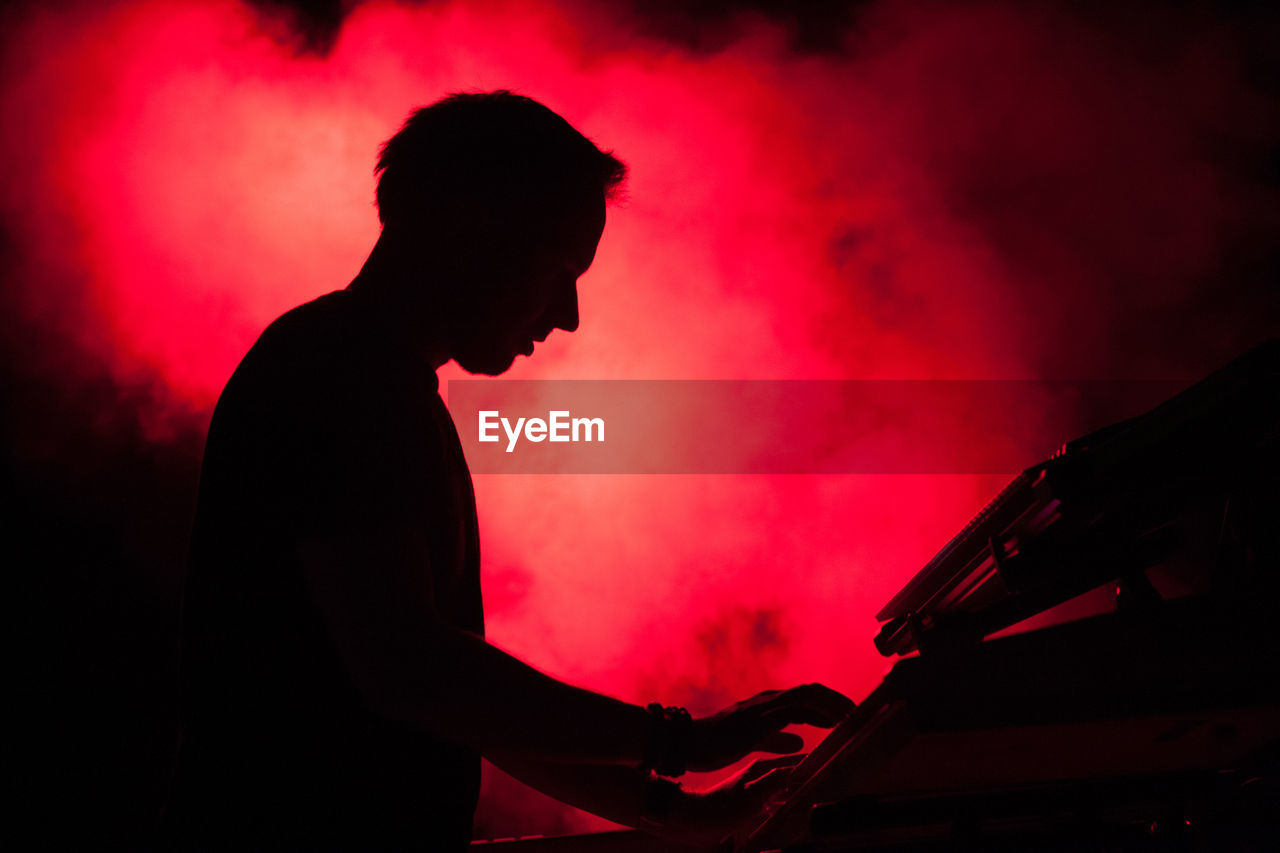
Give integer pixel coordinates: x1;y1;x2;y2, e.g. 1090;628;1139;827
2;0;1272;836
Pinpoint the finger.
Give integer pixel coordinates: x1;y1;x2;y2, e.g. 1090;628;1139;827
743;767;795;802
756;730;804;754
761;683;856;728
791;683;856;721
742;689;785;708
761;704;840;728
754;752;806;769
741;753;806;784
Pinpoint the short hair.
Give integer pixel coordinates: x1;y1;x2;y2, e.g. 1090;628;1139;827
374;90;627;226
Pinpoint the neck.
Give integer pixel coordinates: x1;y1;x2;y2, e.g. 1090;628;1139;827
347;231;452;371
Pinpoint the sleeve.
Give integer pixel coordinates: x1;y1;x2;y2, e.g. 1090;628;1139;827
271;351;462;708
282;351;445;539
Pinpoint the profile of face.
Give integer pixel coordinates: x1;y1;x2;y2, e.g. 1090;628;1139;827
447;193;606;376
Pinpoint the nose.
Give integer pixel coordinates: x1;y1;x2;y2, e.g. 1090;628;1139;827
550;280;579;334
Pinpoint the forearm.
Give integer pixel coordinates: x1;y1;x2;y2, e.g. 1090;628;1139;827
486;754;723;850
486;752;653;828
299;534;651;763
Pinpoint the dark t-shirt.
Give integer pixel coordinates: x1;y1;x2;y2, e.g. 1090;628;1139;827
165;290;483;850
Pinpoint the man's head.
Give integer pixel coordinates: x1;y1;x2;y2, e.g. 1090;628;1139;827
372;91;626;375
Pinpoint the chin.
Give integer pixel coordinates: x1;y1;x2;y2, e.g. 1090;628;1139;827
454;348;518;376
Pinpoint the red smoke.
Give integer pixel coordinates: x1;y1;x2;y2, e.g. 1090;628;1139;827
3;0;1275;839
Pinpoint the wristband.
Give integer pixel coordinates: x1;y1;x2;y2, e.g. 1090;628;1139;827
640;703;692;778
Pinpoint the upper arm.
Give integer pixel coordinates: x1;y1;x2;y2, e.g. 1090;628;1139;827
283;356;449;715
296;525;442;715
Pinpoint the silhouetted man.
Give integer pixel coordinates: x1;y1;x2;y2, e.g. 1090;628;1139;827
164;91;853;851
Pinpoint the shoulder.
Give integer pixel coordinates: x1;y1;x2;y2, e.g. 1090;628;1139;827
224;291;432;407
207;293;433;458
249;290;360;378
